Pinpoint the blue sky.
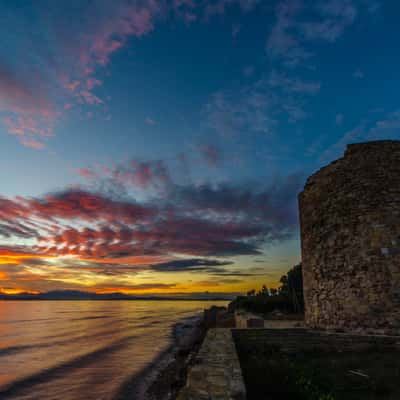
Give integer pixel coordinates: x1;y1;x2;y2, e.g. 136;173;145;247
0;0;399;295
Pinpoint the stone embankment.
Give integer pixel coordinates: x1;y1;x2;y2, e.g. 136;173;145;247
175;304;400;400
177;329;246;400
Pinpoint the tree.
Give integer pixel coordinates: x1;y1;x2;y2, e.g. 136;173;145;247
239;263;304;314
257;284;270;297
279;263;304;313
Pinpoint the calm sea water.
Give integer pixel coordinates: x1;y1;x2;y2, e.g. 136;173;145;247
0;300;227;400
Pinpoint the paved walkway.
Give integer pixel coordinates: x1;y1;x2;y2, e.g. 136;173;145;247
177;328;246;400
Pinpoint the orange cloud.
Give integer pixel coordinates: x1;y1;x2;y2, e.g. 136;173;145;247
0;287;40;295
0;246;55;265
0;255;41;265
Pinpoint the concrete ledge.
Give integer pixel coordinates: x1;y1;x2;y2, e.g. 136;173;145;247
177;329;246;400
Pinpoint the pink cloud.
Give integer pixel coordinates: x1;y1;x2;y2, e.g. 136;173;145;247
0;2;163;149
78;168;95;179
3;116;54;138
0;67;52;115
0;170;301;262
123;160;170;188
86;78;102;90
56;2;163;117
2;113;55;149
77;2;161;74
64;80;80;92
19;138;45;150
79;158;171;192
26;189;156;224
1;0;263;149
0;65;58;148
79;90;103;105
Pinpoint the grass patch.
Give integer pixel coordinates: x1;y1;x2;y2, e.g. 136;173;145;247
234;333;400;400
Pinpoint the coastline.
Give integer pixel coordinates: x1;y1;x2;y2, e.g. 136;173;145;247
114;313;207;400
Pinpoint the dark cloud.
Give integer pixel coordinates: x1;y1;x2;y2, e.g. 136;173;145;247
210;270;262;277
0;196;30;222
0;222;39;238
168;172;303;228
134;216;264;256
218;278;243;284
0;245;38;257
149;258;233;272
28;189;155;223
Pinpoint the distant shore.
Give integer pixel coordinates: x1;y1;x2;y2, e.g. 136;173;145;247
0;290;234;301
0;297;232;301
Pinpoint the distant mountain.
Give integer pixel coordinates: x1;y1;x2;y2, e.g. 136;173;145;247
40;290;96;299
0;290;234;301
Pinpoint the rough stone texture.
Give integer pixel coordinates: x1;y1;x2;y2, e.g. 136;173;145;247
176;329;246;400
299;140;400;334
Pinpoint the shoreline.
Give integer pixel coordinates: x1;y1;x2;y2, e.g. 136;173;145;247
114;313;207;400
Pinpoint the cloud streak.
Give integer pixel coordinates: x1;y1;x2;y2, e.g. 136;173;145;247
267;0;377;67
1;168;302;265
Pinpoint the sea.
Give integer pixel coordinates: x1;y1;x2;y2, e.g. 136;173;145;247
0;300;227;400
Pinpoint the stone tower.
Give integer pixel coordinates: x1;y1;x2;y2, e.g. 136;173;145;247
299;140;400;334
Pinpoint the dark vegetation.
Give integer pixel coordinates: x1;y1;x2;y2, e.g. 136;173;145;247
234;263;304;315
234;333;400;400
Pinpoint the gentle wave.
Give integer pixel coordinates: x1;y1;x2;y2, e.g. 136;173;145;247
0;300;227;400
0;335;141;398
0;325;130;358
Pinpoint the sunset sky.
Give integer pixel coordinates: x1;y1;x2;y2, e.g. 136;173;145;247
1;0;399;295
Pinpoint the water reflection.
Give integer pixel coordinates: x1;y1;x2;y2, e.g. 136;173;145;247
0;300;226;400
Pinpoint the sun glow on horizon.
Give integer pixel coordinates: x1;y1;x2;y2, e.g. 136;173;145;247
0;287;40;295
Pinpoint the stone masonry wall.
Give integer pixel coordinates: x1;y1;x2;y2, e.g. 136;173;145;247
299;140;400;334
